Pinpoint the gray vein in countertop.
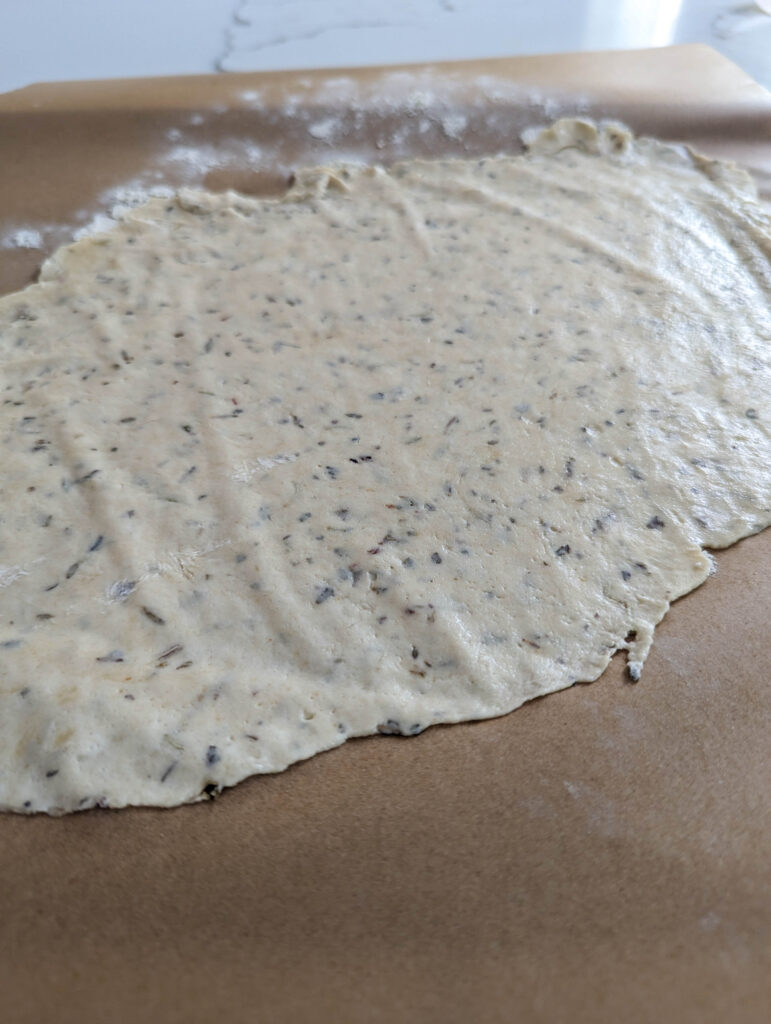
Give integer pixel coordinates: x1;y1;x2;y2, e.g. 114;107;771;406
216;0;464;73
712;2;771;38
214;0;249;73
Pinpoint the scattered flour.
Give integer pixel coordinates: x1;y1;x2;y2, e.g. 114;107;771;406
2;68;591;258
239;89;264;107
440;112;468;139
74;185;175;240
165;144;230;175
232;453;298;483
0;565;28;588
1;228;44;250
307;116;342;142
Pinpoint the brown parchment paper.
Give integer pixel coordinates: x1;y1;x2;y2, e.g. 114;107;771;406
0;46;769;1024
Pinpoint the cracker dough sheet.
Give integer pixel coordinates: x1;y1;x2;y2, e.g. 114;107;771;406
0;120;769;815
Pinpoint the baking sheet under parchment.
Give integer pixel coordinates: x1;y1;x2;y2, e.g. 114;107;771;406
0;45;769;1024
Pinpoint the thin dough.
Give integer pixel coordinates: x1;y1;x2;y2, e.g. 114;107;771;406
0;120;768;814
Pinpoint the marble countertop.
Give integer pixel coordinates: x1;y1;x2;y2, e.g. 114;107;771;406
1;0;770;95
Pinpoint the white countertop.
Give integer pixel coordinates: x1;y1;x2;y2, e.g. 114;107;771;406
1;0;770;95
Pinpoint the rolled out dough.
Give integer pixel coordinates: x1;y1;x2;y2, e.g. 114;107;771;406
0;120;768;814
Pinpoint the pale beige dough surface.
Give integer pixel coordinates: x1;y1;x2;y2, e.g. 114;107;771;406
0;120;769;814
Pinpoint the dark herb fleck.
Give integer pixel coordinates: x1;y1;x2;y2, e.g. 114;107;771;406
378;719;404;735
158;644;183;660
141;605;166;625
96;650;125;663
